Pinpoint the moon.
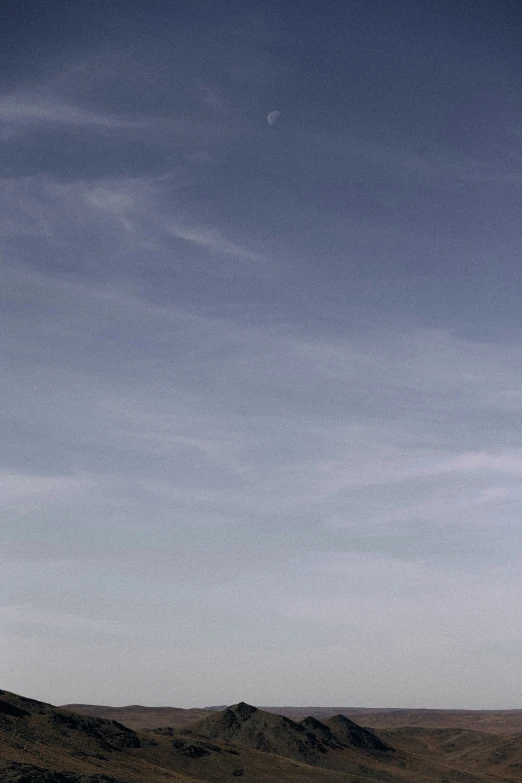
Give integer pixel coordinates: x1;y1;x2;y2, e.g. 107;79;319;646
267;110;280;126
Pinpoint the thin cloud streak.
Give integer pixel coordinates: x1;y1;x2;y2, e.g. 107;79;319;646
163;221;263;261
0;96;150;129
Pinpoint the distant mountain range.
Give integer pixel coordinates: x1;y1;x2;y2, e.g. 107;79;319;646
63;701;522;734
3;689;522;782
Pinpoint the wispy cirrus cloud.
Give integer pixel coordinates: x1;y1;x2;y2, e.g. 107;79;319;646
0;95;149;129
162;222;262;261
1;175;263;264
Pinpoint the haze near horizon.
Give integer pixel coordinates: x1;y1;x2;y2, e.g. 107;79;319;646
2;0;522;709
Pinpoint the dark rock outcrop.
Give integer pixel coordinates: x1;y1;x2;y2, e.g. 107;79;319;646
325;714;393;752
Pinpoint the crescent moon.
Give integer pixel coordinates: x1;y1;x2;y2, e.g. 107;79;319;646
267;111;280;126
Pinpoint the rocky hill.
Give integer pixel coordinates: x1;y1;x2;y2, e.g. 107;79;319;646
191;702;395;766
191;702;337;764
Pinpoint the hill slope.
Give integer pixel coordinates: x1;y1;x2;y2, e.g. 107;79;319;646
0;690;198;783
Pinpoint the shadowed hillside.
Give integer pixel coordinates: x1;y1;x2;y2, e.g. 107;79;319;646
324;715;393;752
0;690;193;782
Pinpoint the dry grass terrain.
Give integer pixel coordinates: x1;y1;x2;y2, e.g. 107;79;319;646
4;690;522;783
63;703;213;731
379;726;522;779
313;710;522;736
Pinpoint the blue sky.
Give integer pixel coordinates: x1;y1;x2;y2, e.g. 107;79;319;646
2;0;522;708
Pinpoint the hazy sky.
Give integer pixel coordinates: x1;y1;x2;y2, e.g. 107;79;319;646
2;0;522;709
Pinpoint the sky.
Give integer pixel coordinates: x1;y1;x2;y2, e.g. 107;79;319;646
2;0;522;710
